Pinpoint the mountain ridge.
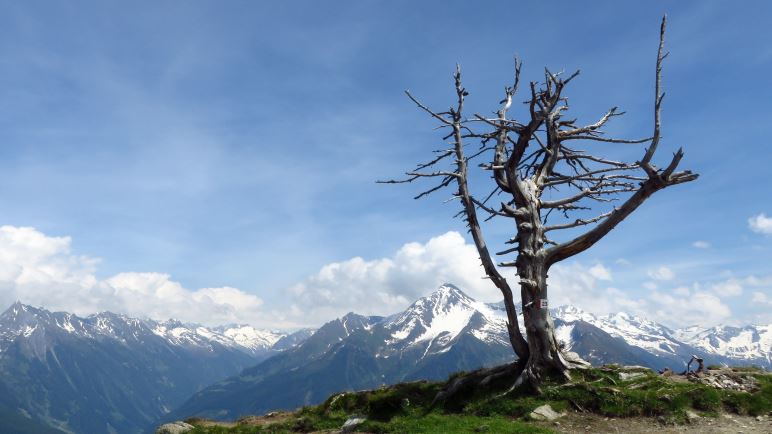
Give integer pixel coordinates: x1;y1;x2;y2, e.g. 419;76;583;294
162;284;771;423
1;285;768;432
0;302;312;434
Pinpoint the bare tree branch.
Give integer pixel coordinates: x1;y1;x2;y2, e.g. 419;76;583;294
544;210;614;232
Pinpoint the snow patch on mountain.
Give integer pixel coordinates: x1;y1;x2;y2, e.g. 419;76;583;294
0;302;303;356
554;322;575;350
552;305;686;356
220;325;285;351
674;324;772;364
385;284;507;350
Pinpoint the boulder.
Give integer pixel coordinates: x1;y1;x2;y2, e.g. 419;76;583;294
529;404;563;421
341;416;367;433
685;410;700;423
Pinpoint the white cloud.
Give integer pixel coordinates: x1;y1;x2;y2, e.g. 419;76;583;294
588;264;612;281
648;290;732;327
546;263;645;316
692;240;711;249
673;286;690;296
0;225;760;330
548;263;734;327
709;278;743;297
751;292;771;305
648;266;675;281
0;225;266;326
285;231;500;325
748;213;772;235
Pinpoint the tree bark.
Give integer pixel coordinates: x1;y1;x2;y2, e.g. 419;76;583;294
518;263;570;390
512;185;571;390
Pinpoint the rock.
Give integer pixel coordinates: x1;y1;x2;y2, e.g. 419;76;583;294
686;410;700;422
563;351;591;367
155;421;194;434
756;415;764;421
341;416;367;433
473;424;489;432
687;370;760;392
619;371;646;381
530;404;563;421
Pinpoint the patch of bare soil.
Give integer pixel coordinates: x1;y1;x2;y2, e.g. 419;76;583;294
536;413;770;434
187;411;295;428
235;411;294;426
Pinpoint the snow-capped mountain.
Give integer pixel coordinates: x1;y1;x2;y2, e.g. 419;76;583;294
167;283;771;423
150;320;289;356
674;324;772;365
0;301;301;358
552;305;688;356
383;284;509;351
0;302;312;434
165;284;516;421
551;304;771;367
3;285;769;432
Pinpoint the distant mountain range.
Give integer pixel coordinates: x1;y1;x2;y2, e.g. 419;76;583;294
164;284;771;422
1;284;768;433
0;302;311;434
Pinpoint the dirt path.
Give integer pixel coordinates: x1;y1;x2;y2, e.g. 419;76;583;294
537;413;770;434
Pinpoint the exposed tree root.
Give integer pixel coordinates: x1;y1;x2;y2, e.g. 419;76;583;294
428;361;524;410
509;350;591;394
430;352;592;410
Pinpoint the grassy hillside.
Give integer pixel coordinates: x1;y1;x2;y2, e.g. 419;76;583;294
177;365;771;433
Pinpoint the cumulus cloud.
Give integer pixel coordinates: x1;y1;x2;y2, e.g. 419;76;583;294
588;264;612;281
546;263;645;316
281;233;747;328
285;231;499;324
0;225;758;329
0;225;265;326
692;240;711;249
548;263;737;327
748;213;772;235
648;266;675;281
648;290;732;326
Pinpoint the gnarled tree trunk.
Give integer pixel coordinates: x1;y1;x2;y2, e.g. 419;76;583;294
382;16;697;394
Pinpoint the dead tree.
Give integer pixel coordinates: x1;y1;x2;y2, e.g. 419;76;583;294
380;16;698;390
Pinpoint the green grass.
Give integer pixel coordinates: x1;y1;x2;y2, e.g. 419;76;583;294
360;413;553;433
184;365;771;433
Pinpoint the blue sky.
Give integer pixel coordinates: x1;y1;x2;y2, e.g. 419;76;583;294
0;1;769;328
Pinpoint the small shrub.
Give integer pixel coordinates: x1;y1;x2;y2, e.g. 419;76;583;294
690;387;722;412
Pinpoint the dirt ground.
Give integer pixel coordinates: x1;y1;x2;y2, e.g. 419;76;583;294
535;413;771;434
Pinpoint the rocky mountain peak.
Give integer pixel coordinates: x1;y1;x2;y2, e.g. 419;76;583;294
383;284;503;350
